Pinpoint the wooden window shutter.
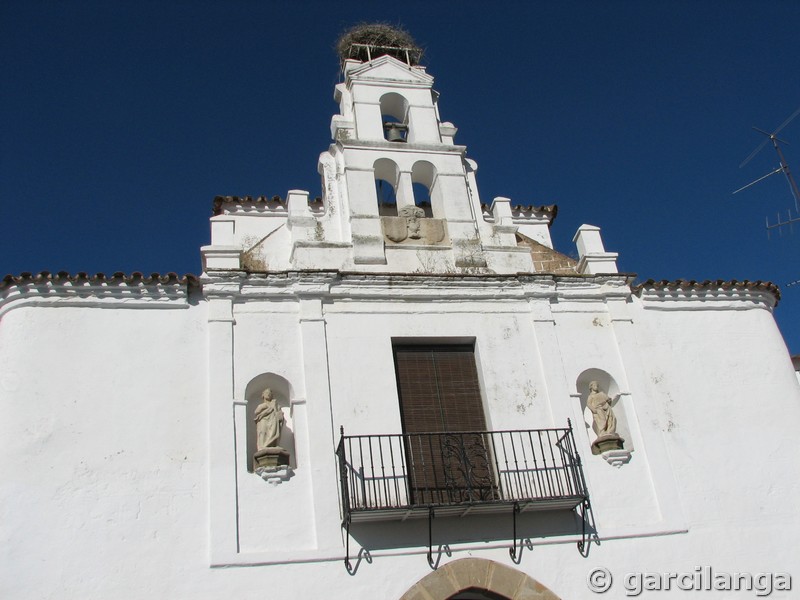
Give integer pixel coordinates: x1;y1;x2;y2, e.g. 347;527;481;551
393;344;487;433
393;344;495;504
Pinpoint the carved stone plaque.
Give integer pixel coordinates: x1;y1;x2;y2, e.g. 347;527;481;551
381;207;447;245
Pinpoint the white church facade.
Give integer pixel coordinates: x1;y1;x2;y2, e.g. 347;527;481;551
2;28;799;599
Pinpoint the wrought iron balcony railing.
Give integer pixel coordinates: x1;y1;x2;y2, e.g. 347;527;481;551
336;422;589;523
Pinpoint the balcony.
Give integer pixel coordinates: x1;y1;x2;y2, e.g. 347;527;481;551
336;422;589;523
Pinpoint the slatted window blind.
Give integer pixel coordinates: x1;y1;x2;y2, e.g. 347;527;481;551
393;344;487;433
393;344;494;504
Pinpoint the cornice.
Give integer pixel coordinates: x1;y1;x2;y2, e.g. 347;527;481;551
633;279;780;310
336;139;467;156
0;271;198;316
206;270;635;304
5;271;774;313
212;195;323;217
481;203;559;226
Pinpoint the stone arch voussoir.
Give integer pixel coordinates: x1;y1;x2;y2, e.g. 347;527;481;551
399;558;562;600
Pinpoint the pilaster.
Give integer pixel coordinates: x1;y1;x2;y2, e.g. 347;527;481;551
526;293;568;428
205;280;240;562
606;297;686;532
296;279;341;550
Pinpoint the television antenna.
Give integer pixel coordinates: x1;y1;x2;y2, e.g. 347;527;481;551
734;106;800;235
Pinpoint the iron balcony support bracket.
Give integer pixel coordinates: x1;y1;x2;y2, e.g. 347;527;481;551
426;506;436;570
508;502;522;562
343;514;353;572
577;498;591;555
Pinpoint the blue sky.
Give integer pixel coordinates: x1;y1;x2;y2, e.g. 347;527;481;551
2;1;799;353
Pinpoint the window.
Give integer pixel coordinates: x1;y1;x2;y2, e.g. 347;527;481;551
394;344;486;433
393;344;495;504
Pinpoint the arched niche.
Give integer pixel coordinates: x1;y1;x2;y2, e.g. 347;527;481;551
374;157;400;216
575;368;634;454
412;160;437;217
244;373;296;471
399;558;562;600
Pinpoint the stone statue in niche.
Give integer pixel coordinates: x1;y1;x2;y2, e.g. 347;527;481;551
255;388;283;449
587;381;617;435
587;381;625;455
253;388;290;471
382;205;446;245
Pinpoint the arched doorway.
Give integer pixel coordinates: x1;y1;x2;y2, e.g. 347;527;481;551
449;588;510;600
399;558;562;600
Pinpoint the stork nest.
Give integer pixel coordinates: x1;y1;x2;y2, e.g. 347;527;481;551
336;23;423;65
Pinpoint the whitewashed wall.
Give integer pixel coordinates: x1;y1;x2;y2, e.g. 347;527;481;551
2;274;798;599
0;301;209;598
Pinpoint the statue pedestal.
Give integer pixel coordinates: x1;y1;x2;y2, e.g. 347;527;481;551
591;434;624;456
254;447;293;485
601;448;633;468
253;447;290;470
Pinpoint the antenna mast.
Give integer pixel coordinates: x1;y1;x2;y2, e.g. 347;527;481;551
734;106;800;235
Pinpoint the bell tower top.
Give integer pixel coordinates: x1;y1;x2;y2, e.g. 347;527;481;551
331;24;441;146
204;25;578;276
336;23;423;67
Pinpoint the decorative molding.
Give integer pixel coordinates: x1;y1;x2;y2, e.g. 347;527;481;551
0;271;197;316
255;465;294;485
337;139;467;156
482;204;558;226
212;195;323;216
196;270;784;312
634;279;779;310
602;449;633;467
201;271;638;305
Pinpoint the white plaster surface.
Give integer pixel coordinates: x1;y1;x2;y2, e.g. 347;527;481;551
2;274;798;598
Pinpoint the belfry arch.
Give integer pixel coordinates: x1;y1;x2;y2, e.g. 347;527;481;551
399;558;562;600
374;157;400;215
411;160;437;217
380;92;410;141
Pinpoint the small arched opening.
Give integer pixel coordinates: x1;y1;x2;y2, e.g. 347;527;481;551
411;160;437;217
380;92;410;142
374;158;400;216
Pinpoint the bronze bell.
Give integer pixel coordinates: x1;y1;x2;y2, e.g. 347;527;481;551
384;122;408;142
